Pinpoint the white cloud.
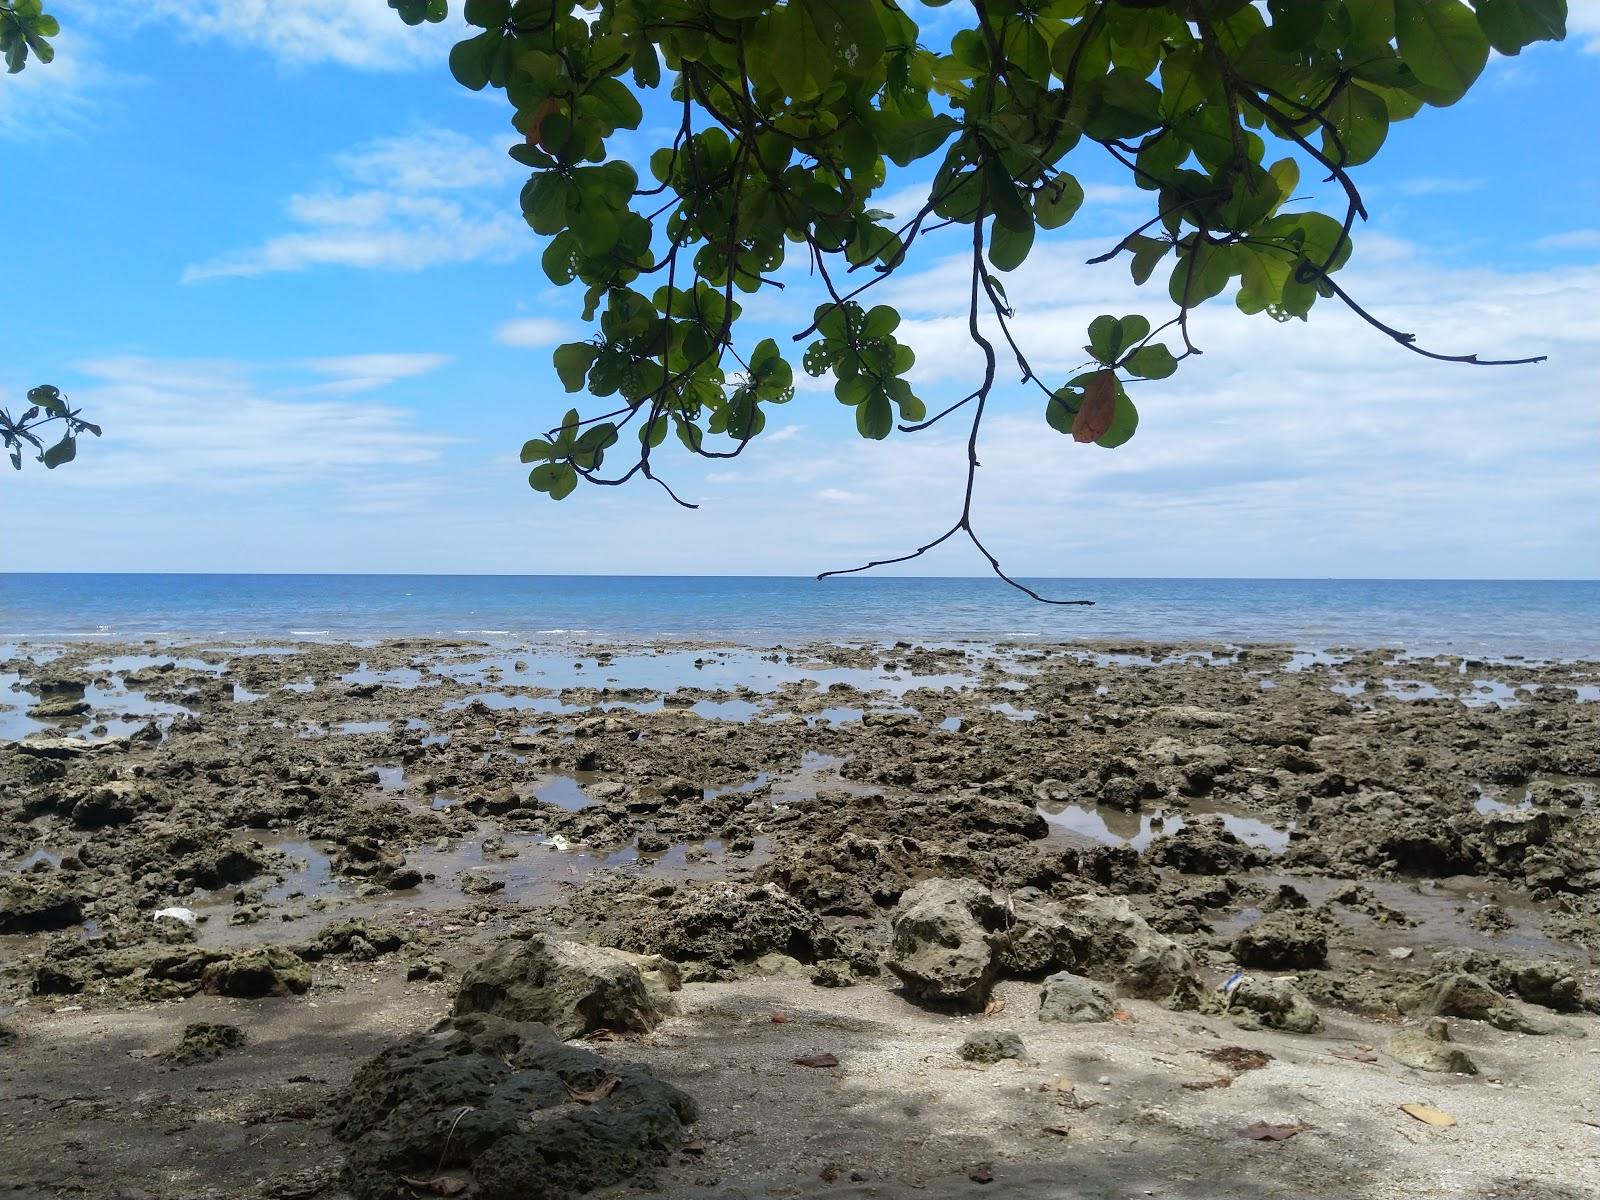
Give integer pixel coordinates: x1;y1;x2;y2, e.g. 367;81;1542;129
495;317;570;348
78;0;461;70
21;355;457;495
299;353;452;393
183;129;525;281
1569;0;1600;51
0;23;123;140
565;236;1596;580
1535;229;1600;251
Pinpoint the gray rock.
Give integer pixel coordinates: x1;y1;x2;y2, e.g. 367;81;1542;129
1400;971;1547;1034
200;946;312;998
334;1012;696;1200
885;879;1006;1011
1384;1019;1477;1074
1038;972;1115;1024
1047;893;1196;1001
0;879;83;934
1510;961;1594;1013
960;1029;1026;1064
1227;976;1323;1034
454;935;679;1039
1231;912;1328;970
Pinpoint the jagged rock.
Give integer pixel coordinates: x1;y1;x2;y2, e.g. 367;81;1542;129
69;781;141;828
1037;972;1115;1024
199;946;312;997
0;880;84;933
454;935;679;1039
169;1022;247;1065
1232;912;1328;970
603;881;842;980
311;919;406;960
1400;971;1546;1034
1384;1019;1477;1074
1510;961;1594;1013
1147;817;1264;875
333;1013;696;1200
1225;976;1323;1034
884;879;1006;1011
989;889;1195;1004
959;1029;1026;1064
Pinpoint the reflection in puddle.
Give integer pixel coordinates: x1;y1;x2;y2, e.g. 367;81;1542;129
989;702;1038;721
372;765;407;791
1039;803;1292;854
533;775;597;811
339;720;393;735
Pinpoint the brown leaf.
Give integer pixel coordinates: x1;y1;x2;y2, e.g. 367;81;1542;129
565;1076;619;1104
1113;1009;1134;1023
1206;1046;1273;1072
1182;1076;1233;1091
983;998;1007;1017
771;1012;789;1024
528;97;561;151
967;1165;994;1184
681;1138;707;1156
1399;1103;1456;1128
1238;1122;1305;1141
793;1052;839;1069
1040;1075;1075;1094
1072;370;1117;443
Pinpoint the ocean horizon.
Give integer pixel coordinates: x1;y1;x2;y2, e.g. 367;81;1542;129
3;573;1596;659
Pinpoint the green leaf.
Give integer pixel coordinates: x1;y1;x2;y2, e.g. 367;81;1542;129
552;342;598;392
1472;0;1565;54
1095;389;1139;449
41;434;75;469
1395;0;1490;105
1082;69;1163;141
1123;344;1178;379
1322;82;1390;166
1086;314;1150;365
463;0;510;27
988;217;1035;272
1034;174;1084;231
856;392;893;440
1128;236;1170;285
449;30;499;91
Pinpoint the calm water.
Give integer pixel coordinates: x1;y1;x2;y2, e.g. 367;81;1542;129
1;575;1595;658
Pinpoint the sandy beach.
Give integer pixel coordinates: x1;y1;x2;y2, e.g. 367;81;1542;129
3;637;1598;1199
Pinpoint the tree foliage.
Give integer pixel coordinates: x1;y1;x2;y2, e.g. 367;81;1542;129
396;0;1561;596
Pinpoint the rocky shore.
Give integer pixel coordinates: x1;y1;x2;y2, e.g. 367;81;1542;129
2;637;1598;1199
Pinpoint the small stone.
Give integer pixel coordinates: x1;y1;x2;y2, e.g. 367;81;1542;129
959;1029;1026;1065
1037;972;1115;1024
1389;947;1415;960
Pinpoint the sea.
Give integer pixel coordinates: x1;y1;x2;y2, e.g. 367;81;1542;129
1;575;1596;660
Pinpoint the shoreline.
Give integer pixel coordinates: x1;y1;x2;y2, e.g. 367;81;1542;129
2;635;1598;1197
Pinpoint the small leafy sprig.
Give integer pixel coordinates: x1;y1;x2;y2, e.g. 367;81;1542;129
2;386;101;471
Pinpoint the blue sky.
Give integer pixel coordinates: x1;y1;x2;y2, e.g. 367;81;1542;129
3;1;1598;579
